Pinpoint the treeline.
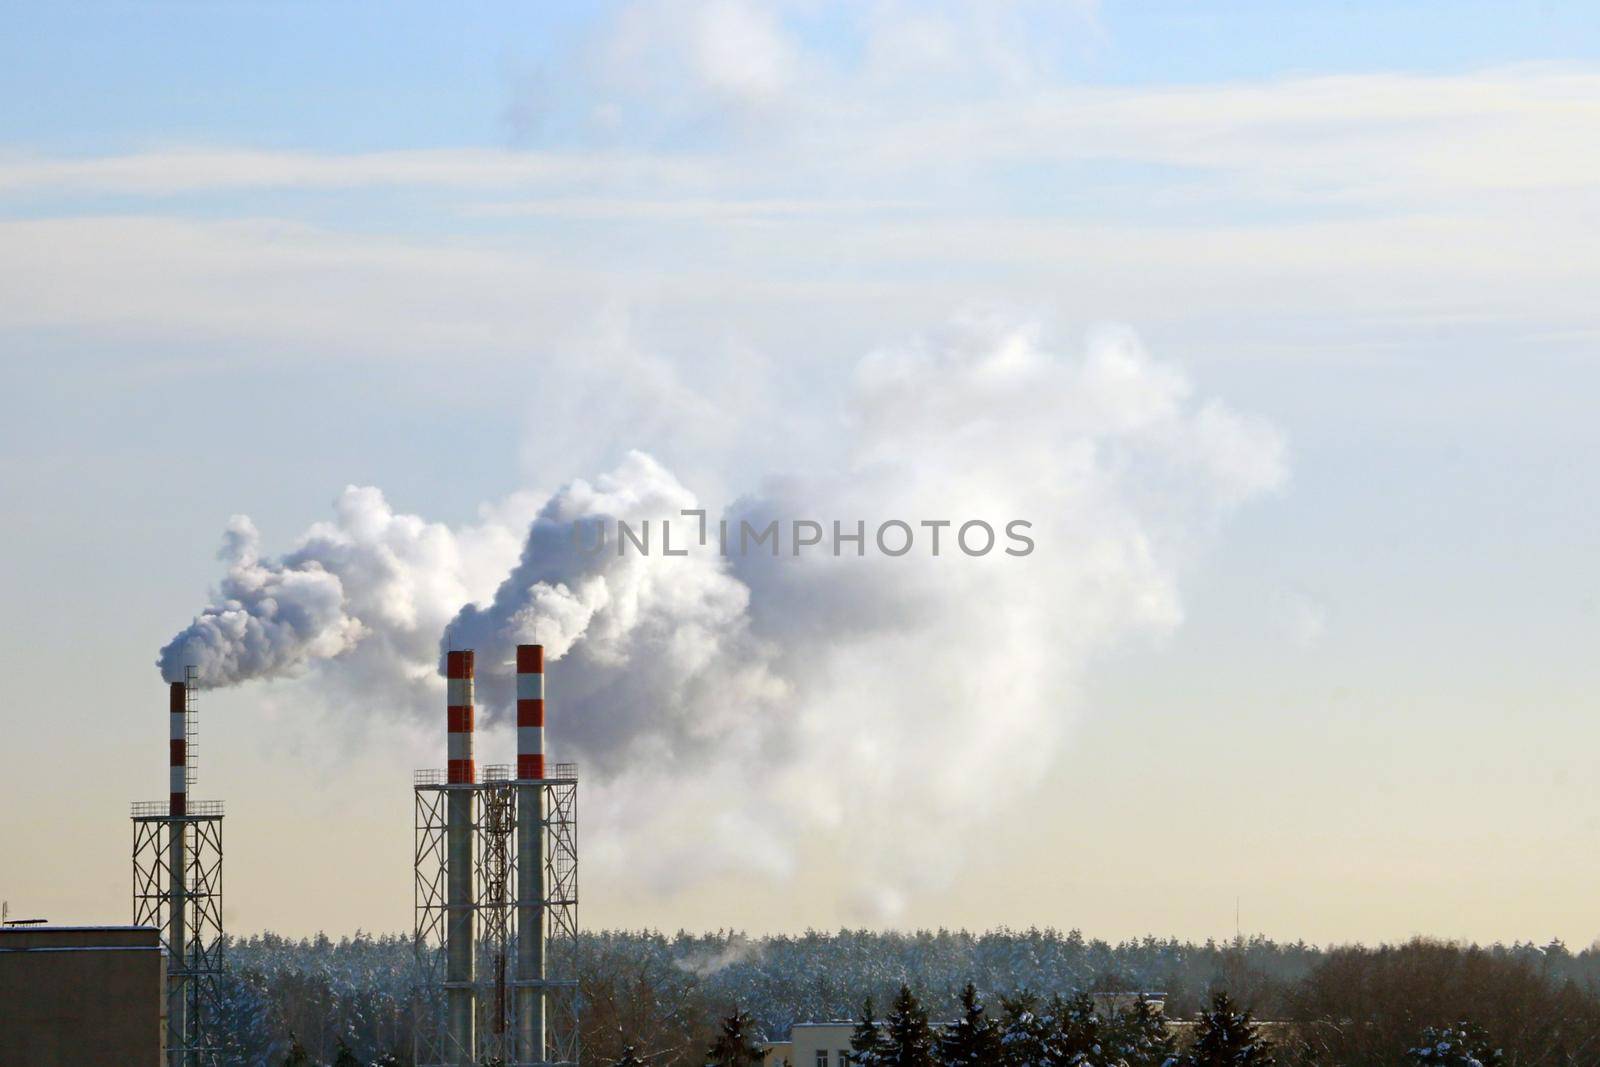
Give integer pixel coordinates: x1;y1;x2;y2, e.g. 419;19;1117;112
213;929;1600;1065
689;984;1505;1067
691;986;1263;1066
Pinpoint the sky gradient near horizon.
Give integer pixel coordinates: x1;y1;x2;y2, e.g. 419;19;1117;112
3;1;1600;946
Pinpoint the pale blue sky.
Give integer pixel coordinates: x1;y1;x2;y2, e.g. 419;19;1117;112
5;3;1600;153
2;2;1598;942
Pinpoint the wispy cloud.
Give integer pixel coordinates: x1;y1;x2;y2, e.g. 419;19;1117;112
4;65;1598;209
0;147;711;196
3;60;1599;389
461;195;916;223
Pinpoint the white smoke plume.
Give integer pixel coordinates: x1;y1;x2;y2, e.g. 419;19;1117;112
157;486;538;698
158;318;1286;915
672;934;764;978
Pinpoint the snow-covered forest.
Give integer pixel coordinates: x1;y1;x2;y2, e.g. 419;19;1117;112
213;928;1600;1065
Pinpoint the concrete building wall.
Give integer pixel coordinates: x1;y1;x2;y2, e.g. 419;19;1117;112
0;925;165;1066
764;1023;857;1067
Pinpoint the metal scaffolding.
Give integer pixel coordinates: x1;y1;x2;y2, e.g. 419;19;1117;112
414;764;579;1067
532;766;581;1067
136;665;225;1067
132;799;225;1066
481;765;516;1062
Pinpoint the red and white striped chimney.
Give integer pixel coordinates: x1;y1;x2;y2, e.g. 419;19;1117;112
445;648;478;1057
447;650;476;784
515;643;548;1062
516;644;544;781
169;681;187;816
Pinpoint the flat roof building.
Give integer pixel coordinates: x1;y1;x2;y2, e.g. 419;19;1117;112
0;925;166;1066
763;1022;856;1067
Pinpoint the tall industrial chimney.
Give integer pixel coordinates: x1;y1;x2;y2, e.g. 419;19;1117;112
414;641;576;1065
446;650;477;1063
167;680;188;1065
515;643;547;1063
135;671;223;1064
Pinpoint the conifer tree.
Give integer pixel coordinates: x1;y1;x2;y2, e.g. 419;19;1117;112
332;1037;361;1067
999;991;1050;1067
1405;1020;1503;1066
844;998;896;1062
881;984;936;1067
1106;996;1177;1067
1180;993;1274;1067
1054;991;1108;1067
706;1007;768;1067
283;1034;311;1067
939;983;1002;1066
850;997;892;1067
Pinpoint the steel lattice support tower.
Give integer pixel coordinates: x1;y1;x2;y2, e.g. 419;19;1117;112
530;766;580;1067
414;643;579;1067
412;781;452;1061
133;667;224;1067
479;767;517;1063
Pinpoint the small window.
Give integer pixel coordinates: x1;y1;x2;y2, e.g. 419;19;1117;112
839;1052;850;1067
816;1051;829;1067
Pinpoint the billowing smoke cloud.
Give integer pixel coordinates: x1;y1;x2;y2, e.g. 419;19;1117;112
157;513;359;686
157;486;538;697
443;451;789;776
158;318;1285;916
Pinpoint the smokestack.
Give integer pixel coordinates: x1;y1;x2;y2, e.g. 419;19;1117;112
446;650;476;1063
447;650;477;786
169;682;187;817
516;644;545;783
515;643;546;1064
167;680;188;1066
